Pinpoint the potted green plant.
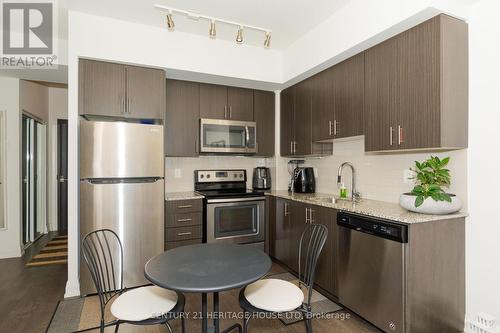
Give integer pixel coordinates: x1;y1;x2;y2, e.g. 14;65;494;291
399;156;462;214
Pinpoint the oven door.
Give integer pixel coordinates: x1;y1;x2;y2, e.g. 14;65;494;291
200;119;256;154
206;197;265;244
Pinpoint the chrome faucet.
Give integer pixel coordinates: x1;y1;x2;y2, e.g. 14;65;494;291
337;162;361;201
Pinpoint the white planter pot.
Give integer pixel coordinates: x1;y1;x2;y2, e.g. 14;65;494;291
399;193;462;215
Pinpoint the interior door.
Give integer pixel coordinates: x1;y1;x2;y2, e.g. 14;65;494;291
199;83;228;120
126;65;165;120
280;87;295;157
57;120;68;235
227;87;254;121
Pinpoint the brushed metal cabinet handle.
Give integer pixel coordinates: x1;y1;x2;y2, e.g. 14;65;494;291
328;120;332;136
177;232;192;236
229;106;232;119
398;125;404;145
305;208;309;224
284;202;289;216
177;205;193;209
177;218;193;222
389;126;394;146
310;208;315;224
334;120;338;136
290;141;293;154
224;106;227;119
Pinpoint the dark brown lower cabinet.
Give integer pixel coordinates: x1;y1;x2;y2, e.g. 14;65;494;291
270;198;337;297
165;199;203;250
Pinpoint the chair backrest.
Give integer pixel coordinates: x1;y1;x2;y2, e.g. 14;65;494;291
297;223;328;306
81;229;124;309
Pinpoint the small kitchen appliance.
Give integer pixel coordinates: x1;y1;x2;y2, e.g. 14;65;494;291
293;167;316;193
252;167;272;190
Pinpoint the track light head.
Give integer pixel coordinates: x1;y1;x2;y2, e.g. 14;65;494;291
236;26;244;44
264;32;271;48
166;12;175;31
209;20;216;39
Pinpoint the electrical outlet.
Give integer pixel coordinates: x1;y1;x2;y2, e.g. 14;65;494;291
174;168;182;178
403;169;414;184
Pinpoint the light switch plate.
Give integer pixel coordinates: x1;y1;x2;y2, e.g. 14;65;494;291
403;169;414;184
174;168;182;178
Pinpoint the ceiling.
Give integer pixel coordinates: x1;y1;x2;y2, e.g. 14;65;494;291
68;0;351;50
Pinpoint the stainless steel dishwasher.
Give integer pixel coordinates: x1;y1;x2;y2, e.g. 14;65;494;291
337;212;408;333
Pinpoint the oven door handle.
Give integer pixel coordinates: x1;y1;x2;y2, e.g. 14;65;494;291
207;196;266;204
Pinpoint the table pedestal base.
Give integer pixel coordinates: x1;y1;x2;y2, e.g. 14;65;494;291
201;292;242;333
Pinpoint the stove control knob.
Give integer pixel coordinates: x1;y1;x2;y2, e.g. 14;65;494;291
200;174;204;179
207;174;211;179
240;174;243;178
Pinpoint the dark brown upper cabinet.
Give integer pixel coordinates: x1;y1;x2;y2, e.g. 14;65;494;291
165;79;200;157
364;14;468;152
281;80;333;157
79;59;165;120
199;83;254;121
280;86;295;157
253;90;275;157
312;53;364;142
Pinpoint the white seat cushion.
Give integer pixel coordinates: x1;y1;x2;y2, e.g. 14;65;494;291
110;286;178;322
244;279;304;312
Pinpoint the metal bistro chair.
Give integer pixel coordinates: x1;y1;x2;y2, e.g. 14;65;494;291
239;223;328;333
81;229;185;333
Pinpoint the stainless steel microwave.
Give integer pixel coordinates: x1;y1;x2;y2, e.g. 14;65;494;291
200;118;257;154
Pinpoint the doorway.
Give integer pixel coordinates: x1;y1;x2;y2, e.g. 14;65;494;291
22;115;47;247
57;120;68;235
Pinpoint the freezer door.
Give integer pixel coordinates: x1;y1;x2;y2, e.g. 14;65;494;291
79;179;164;295
80;120;163;179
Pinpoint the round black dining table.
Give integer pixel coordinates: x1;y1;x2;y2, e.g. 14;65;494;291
145;243;272;333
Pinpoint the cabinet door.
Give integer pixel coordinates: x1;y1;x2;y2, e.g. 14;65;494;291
126;66;165;120
398;16;441;150
254;90;275;157
274;199;292;265
199;83;228;119
311;206;337;296
79;59;126;117
165;79;200;156
280;87;295;157
293;80;313;156
227;87;254;121
266;196;276;256
289;201;308;273
333;53;364;139
364;36;401;152
311;69;334;141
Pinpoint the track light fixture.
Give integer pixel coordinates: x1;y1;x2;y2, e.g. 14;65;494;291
209;20;216;39
154;4;272;48
264;32;271;48
166;11;175;31
236;26;244;44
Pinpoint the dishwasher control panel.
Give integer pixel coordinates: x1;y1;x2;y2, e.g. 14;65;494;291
337;212;408;243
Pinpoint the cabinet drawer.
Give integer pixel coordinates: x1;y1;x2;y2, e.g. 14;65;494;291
166;199;203;214
166;212;202;228
165;239;202;251
166;225;202;242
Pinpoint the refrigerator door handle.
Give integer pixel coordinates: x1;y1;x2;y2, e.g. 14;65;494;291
82;177;163;184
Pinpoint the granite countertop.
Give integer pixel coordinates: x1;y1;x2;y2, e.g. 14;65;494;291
165;191;204;201
266;190;468;224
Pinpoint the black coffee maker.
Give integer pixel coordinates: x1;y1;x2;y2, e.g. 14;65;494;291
293;167;316;193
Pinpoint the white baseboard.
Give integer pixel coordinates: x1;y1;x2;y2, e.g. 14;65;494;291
0;249;22;259
64;278;81;298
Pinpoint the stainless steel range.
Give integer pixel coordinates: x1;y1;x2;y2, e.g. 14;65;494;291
194;169;265;250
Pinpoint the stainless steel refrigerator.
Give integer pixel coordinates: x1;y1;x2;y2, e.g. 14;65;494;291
79;120;164;295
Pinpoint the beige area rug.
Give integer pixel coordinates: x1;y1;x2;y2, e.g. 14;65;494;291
47;265;356;333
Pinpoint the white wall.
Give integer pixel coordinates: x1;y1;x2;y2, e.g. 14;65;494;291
0;77;22;258
467;0;500;321
48;88;68;232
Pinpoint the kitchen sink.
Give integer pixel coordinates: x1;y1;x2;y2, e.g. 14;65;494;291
307;196;337;204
